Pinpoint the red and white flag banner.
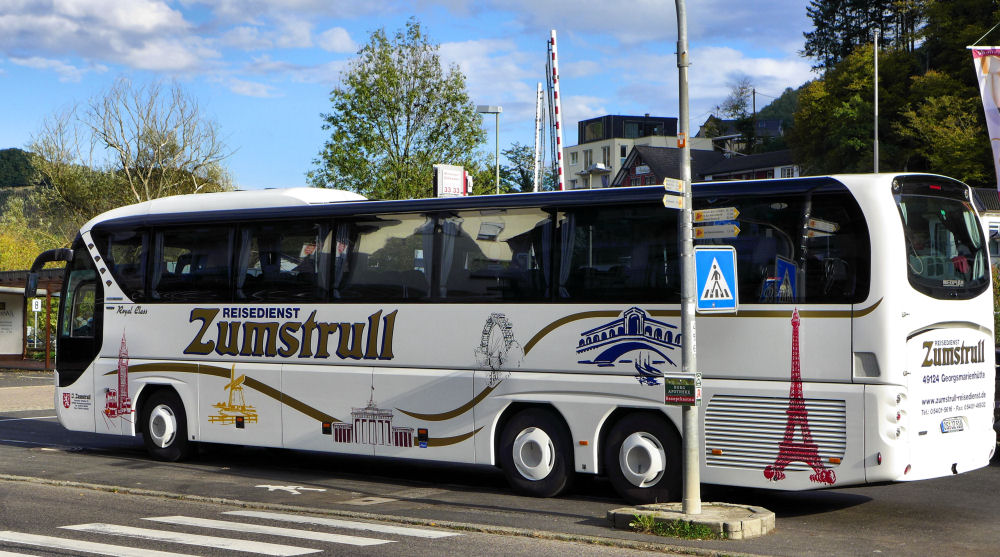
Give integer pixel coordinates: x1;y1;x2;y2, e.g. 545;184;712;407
972;47;1000;191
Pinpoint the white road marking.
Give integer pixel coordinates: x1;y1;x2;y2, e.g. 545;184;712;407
0;550;44;556
144;516;391;546
0;530;196;557
225;510;461;538
62;523;319;556
255;484;327;495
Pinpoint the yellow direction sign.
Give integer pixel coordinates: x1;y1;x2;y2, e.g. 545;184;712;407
694;224;740;239
693;207;739;223
662;194;684;210
662;177;686;193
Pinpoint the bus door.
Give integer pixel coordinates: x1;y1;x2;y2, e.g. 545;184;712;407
58;239;102;433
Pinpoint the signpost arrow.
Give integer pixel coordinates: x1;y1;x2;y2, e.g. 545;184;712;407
663;177;685;193
694;224;740;239
662;193;684;210
693;206;739;223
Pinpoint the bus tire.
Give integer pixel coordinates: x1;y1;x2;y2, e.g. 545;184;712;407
604;413;681;504
141;390;195;462
498;408;573;498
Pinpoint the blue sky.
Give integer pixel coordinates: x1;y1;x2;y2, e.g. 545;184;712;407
0;1;814;190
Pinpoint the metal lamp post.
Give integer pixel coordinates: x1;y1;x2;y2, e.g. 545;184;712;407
477;105;502;194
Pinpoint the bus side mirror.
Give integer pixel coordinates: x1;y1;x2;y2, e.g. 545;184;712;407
26;248;74;298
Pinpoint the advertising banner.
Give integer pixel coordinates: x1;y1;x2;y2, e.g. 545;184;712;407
971;47;1000;190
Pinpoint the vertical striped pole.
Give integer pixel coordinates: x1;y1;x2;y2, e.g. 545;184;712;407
550;30;566;191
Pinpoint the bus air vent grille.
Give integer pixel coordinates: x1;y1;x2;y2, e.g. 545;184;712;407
704;395;847;470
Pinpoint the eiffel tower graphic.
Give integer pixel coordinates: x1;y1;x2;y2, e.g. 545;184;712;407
763;309;837;485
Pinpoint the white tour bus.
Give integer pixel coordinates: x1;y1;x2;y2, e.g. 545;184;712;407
29;173;996;503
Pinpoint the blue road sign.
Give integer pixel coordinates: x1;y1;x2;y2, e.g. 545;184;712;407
695;246;738;314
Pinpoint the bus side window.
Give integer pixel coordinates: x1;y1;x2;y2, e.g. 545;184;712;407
801;191;870;303
91;228;147;301
236;222;331;302
439;209;552;301
557;203;679;303
152;226;234;302
333;214;431;301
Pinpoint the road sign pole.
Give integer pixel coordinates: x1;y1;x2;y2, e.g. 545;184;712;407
675;0;701;515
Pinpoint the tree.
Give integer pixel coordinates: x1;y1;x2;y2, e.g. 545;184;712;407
17;79;233;250
0;148;36;188
791;45;919;174
500;142;538;193
717;78;757;154
310;19;486;200
85;78;232;202
803;0;924;71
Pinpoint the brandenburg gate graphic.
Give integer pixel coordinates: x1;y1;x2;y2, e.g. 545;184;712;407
332;389;415;447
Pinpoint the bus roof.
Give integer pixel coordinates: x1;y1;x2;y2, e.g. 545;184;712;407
82;187;367;232
82;173;964;232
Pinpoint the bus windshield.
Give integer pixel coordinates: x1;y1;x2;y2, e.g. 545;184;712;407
896;179;989;299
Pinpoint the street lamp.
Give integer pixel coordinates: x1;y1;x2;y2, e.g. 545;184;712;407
477;105;502;194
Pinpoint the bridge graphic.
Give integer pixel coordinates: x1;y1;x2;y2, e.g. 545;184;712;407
576;308;681;383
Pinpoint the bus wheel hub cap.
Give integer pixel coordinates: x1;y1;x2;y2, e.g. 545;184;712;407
149;405;177;448
512;427;554;481
619;432;665;488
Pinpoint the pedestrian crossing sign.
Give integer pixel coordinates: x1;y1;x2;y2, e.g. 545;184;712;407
695;246;738;314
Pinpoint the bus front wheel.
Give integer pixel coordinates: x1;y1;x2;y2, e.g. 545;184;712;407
141;390;195;462
498;408;573;497
604;413;681;504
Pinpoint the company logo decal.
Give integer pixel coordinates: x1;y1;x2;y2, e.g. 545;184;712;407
576;307;681;385
62;393;70;409
184;308;396;361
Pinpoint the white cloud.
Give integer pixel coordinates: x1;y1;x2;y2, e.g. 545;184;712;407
440;38;536;117
318;27;356;53
225;77;281;98
242;54;347;85
9;56;106;82
273;15;313;49
221;26;272;50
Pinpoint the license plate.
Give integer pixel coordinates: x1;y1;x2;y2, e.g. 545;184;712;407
940;417;964;433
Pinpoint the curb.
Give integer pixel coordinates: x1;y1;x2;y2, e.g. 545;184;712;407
0;474;768;557
607;502;775;540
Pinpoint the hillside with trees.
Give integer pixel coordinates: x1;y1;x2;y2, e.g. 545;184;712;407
790;0;1000;184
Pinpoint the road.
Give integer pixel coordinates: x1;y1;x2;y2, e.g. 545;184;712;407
1;370;998;556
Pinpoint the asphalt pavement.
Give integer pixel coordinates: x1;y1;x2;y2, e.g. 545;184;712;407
1;369;998;556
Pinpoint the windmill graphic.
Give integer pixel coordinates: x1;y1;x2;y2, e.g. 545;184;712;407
763;309;836;485
209;365;259;426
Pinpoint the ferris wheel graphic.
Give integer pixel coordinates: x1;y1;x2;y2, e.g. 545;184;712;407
474;312;522;384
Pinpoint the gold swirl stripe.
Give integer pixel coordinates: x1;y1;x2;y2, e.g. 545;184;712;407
522;299;882;353
118;363;339;424
426;427;483;447
396;383;498;421
522;310;621;354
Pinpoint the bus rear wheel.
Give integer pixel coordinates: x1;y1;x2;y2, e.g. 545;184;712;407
604;413;681;504
141;390;195;462
498;408;573;497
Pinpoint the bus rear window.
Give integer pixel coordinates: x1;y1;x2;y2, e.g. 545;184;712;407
895;179;989;299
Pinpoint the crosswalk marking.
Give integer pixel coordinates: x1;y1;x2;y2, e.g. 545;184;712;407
61;523;320;556
224;510;460;539
144;516;391;547
0;530;197;557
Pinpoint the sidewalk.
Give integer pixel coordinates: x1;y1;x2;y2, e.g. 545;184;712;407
0;358;50;371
